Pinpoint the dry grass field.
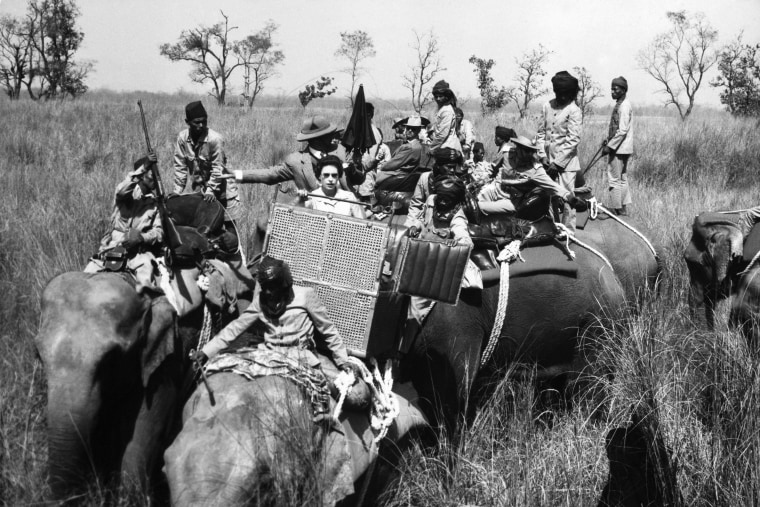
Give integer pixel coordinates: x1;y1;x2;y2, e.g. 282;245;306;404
1;92;760;505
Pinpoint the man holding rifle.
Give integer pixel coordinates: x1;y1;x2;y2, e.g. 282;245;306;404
84;155;164;294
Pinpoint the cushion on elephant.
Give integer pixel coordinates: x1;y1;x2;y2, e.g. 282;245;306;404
694;211;741;229
481;244;579;285
166;193;226;233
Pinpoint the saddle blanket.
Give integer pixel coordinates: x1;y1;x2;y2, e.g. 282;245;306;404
481;243;579;285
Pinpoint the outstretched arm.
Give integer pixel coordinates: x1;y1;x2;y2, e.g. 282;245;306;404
304;288;350;366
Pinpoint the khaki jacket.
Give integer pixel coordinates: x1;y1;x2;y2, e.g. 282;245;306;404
607;97;634;155
535;100;582;172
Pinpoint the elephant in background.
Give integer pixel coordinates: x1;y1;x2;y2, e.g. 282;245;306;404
35;271;206;500
164;371;429;506
683;212;745;329
576;214;663;301
403;243;626;432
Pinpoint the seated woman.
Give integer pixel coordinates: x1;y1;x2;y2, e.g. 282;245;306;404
478;135;585;217
198;257;357;378
299;154;365;219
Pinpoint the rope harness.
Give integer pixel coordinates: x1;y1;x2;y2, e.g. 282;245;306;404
556;223;614;271
595;204;659;260
333;357;399;447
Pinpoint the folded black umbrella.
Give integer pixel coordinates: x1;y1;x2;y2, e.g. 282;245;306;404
341;84;377;155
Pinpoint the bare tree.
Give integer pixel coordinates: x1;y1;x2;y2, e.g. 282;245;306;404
26;0;92;100
335;30;375;107
637;10;718;120
0;15;33;99
234;20;285;108
160;11;242;105
573;66;603;121
402;29;445;114
469;55;508;115
506;45;552;119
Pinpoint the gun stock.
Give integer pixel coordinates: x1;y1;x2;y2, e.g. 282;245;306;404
137;100;183;254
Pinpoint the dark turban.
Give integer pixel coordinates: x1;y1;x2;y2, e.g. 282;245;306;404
185;101;207;121
551;71;579;94
495;126;517;141
433;176;466;205
257;256;293;287
432;80;451;95
473;141;484;152
431;147;463;164
611;76;628;91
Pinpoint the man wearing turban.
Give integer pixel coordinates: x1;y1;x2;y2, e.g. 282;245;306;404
603;76;633;216
535;71;583;231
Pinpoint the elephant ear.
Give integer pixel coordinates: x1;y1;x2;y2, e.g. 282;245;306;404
141;296;177;388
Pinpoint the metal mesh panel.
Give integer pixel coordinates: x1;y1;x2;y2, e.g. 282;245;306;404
264;204;390;356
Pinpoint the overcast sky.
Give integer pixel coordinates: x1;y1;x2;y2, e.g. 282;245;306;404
2;0;759;109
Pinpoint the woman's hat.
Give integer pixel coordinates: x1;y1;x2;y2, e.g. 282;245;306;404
392;116;430;129
510;135;540;151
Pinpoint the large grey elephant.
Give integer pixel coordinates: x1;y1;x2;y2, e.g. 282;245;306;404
576;214;663;301
35;271;206;499
164;370;429;506
403;242;626;431
683;211;745;328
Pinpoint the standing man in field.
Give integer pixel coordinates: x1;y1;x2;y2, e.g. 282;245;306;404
535;71;582;232
603;76;633;216
173;101;242;224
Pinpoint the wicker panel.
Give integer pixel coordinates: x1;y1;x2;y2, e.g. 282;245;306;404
267;207;327;279
264;204;391;357
299;281;375;355
322;218;386;292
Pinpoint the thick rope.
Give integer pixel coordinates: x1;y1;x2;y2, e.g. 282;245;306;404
480;240;522;369
197;304;213;351
739;250;760;276
596;204;659;260
332;357;399;446
587;197;599;220
556;223;614;271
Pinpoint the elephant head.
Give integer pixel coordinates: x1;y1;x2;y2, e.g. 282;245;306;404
683;212;744;328
164;372;429;506
35;271;203;500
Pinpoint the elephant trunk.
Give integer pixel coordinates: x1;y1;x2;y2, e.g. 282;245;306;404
46;374;102;499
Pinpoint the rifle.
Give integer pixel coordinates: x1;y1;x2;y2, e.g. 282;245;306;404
137;100;183;261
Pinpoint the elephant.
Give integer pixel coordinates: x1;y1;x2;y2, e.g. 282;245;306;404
683;211;746;329
401;242;627;431
575;214;663;301
35;270;210;500
164;369;429;506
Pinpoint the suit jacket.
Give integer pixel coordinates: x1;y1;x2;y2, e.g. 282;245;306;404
535;100;582;172
607;97;633;155
237;147;365;191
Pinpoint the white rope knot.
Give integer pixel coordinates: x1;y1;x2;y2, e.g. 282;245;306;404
587;197;599;220
555;223;577;259
333;357;399;446
497;240;524;263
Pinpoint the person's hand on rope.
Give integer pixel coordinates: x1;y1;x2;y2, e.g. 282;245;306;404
296;189;309;200
202;191;217;203
340;361;362;382
189;349;208;370
566;195;588;212
407;226;420;238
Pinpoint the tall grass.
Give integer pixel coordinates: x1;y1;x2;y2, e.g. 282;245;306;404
1;94;759;505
